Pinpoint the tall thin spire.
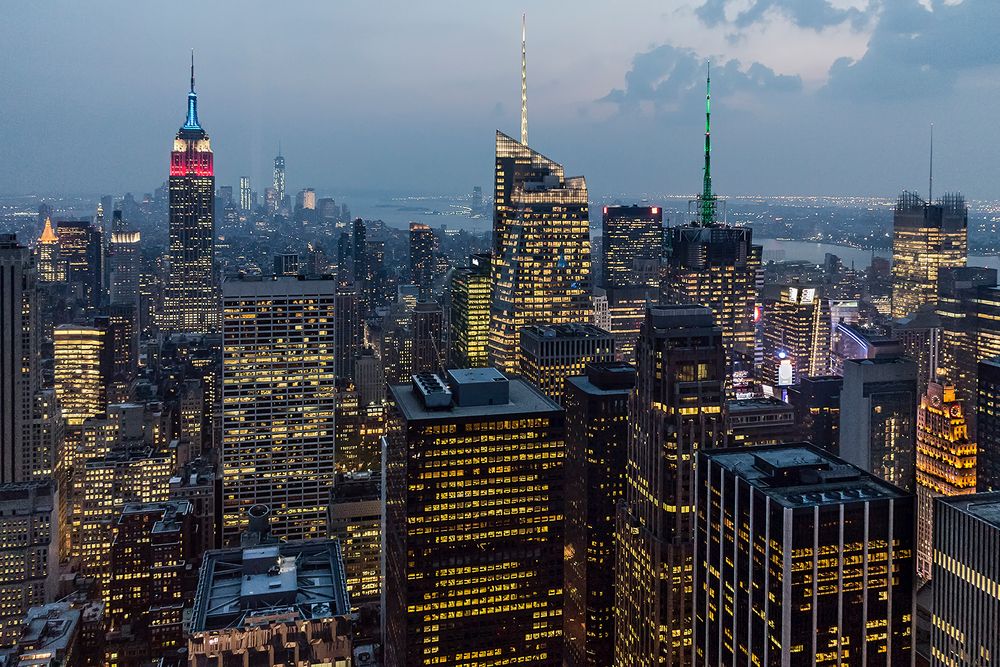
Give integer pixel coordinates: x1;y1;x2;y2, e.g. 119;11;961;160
183;49;202;131
928;122;934;204
520;13;528;146
698;62;716;226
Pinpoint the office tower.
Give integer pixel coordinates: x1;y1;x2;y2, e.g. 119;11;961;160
318;197;338;220
931;493;1000;664
519;323;615;404
614;305;725;666
384;369;566;665
471;185;483;213
409;222;437;297
187;540;353;667
841;354;919;492
97;305;139;402
489;131;592;373
594;285;658;364
660;74;761;373
355;347;384;407
0;481;54;644
56;220;102;307
564;363;635;667
334;387;364;472
272;149;285;206
893;305;942;394
239;176;251;211
695;444;915;666
108;214;140;310
830;322;902;375
35;218;62;282
53;324;111;428
169;459;217;554
297;187;317;211
105;501;195;665
786;375;842;455
1;236;42;484
937;266;1000;429
760;284;831;389
978;358;1000;492
75;447;173;592
915;380;975;580
272;252;299;276
352;218;368;284
724;396;798;447
891;190;967;319
379;306;414;385
327;471;381;609
221;275;337;542
601;205;662;289
412;300;444;376
163;57;218;334
335;283;362;384
448;253;491;368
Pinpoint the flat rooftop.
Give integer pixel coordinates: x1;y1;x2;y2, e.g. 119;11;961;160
726;397;794;413
520;323;612;339
704;443;908;509
939;492;1000;529
190;539;350;634
390;376;560;422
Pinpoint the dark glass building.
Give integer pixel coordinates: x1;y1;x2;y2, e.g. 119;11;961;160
56;219;103;307
614;305;725;666
977;357;1000;492
563;362;635;667
409;222;437;297
695;444;915;666
385;368;565;666
601;205;662;289
786;375;843;455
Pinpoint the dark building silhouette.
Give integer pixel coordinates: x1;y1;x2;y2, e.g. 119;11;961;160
977;357;1000;492
787;375;843;455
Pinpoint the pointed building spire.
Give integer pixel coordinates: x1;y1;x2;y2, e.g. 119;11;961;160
928;122;934;204
520;13;528;146
39;217;58;244
182;49;202;131
698;62;716;226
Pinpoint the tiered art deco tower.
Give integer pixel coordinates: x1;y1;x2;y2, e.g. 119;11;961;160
162;54;219;334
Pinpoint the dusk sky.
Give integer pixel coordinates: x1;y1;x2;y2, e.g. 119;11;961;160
4;0;999;199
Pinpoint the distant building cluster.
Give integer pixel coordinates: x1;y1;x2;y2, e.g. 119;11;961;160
0;25;998;667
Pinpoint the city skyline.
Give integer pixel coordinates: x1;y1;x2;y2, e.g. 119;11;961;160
5;1;1000;199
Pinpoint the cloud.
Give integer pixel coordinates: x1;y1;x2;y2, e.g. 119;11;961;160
824;0;1000;99
601;44;802;113
696;0;874;30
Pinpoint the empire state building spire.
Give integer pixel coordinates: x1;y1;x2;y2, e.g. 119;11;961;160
183;49;202;132
520;14;528;145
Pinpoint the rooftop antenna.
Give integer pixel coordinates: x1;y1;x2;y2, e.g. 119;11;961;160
928;122;934;204
190;49;195;93
520;13;528;145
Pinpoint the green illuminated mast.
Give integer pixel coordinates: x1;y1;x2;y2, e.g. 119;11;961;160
698;63;717;226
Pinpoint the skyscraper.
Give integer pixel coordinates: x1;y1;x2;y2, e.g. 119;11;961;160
408;222;437;297
108;211;140;310
53;324;111;428
601;205;663;289
0;235;41;484
334;282;362;385
239;176;251;211
489;131;592;373
384;368;566;665
977;357;1000;492
411;300;444;376
695;444;915;665
915;380;976;580
221;275;337;542
891;190;967;320
0;481;55;645
57;220;102;307
326;471;381;610
614;305;726;666
447;253;491;368
760;283;831;389
35;218;62;283
786;374;843;455
564;362;635;667
163;55;219;334
273;147;286;208
660;72;760;373
518;323;615;404
931;493;1000;665
840;354;919;492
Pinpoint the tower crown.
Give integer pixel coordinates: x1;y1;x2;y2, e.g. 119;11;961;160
180;51;204;135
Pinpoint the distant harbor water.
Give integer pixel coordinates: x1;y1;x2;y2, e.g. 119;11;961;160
758;238;1000;272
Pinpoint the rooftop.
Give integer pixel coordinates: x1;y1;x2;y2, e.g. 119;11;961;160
703;443;908;509
17;603;80;658
390;374;560;422
726;396;794;413
939;492;1000;529
567;362;636;395
190;539;350;634
520;323;613;340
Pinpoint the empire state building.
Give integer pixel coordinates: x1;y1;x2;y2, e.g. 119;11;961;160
162;54;219;333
